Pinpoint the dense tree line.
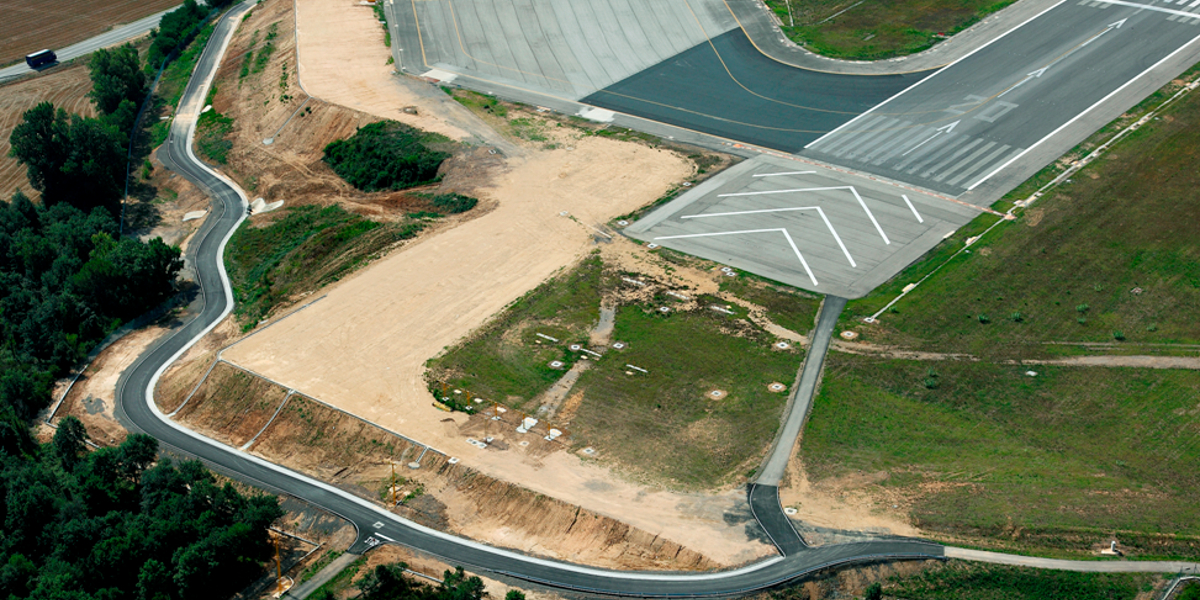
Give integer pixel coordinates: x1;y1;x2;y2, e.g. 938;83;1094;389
0;192;182;429
315;563;526;600
323;121;451;192
0;420;283;599
147;0;235;69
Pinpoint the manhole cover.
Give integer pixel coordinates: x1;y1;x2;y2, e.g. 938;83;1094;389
775;341;791;350
768;382;786;393
708;389;727;400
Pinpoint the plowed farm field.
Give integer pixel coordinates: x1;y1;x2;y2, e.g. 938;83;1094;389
0;63;96;198
0;0;180;67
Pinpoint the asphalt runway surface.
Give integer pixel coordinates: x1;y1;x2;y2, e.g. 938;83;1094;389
582;30;929;152
803;0;1200;194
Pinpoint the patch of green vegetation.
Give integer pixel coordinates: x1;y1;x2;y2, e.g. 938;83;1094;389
323;121;453;192
451;90;507;117
571;303;802;487
300;550;343;583
239;30;259;80
719;272;820;334
508;117;548;142
226;204;425;326
309;555;367;599
430;255;806;488
430;256;607;406
847;78;1200;358
252;22;279;75
763;0;1015;60
429;193;477;214
881;562;1154;600
156;23;217;109
373;2;391;47
805;354;1200;557
195;109;234;164
1178;581;1200;600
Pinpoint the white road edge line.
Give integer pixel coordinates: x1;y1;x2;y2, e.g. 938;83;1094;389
682;207;857;267
802;0;1072;149
1092;0;1200;17
753;170;817;177
901;194;925;223
655;228;819;285
966;26;1200;190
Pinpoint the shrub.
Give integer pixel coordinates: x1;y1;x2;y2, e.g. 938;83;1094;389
1009;311;1023;322
430;193;478;214
977;314;990;324
1113;331;1125;341
323;121;450;192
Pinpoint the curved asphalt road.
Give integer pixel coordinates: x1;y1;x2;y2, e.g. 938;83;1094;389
112;2;947;596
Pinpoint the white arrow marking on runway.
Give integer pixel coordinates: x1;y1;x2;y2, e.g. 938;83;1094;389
683;206;857;267
901;121;959;157
716;185;891;245
654;228;819;286
998;19;1126;98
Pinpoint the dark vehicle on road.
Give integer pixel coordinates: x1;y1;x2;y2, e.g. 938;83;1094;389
25;49;56;69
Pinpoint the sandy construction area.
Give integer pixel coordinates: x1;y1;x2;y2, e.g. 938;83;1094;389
221;137;779;564
294;0;513;152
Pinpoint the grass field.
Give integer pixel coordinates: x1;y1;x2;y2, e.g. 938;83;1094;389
0;0;180;68
803;354;1200;557
225;204;427;327
882;562;1157;600
428;251;817;488
762;0;1014;60
843;76;1200;359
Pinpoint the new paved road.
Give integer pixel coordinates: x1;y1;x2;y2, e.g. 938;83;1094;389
112;0;1199;594
114;2;947;595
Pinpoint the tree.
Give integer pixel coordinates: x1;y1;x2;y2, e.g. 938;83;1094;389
88;44;146;116
8;103;125;214
52;416;89;471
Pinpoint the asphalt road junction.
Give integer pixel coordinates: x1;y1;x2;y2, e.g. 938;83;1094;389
625;155;980;298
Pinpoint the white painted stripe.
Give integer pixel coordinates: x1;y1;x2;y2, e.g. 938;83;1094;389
802;0;1073;150
1191;0;1200;8
654;228;819;285
968;26;1200;190
901;195;924;223
947;143;1012;186
1092;0;1200;18
752;171;816;177
715;185;891;244
683;207;857;267
848;186;891;245
935;140;997;181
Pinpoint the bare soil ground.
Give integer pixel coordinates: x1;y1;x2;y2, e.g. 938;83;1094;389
50;324;168;447
0;63;96;198
0;0;179;67
173;361;289;447
291;0;511;150
178;389;723;570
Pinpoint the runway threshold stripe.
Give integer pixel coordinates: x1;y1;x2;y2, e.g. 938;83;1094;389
833;118;898;158
935;141;997;182
893;132;959;171
947;144;1012;187
864;122;925;164
921;138;985;178
815;115;888;155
